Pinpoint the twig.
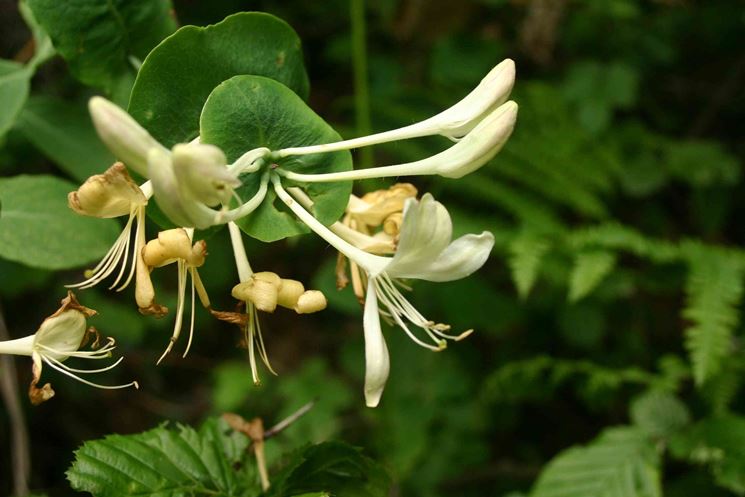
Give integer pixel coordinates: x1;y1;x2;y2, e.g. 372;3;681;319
264;400;316;439
223;400;317;491
0;302;31;496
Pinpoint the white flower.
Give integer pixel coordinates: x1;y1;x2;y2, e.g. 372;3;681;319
272;178;494;406
0;292;138;404
67;162;151;292
275;100;518;183
276;58;516;158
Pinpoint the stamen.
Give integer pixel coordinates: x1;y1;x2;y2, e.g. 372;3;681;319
42;356;138;390
45;354;125;374
182;268;197;358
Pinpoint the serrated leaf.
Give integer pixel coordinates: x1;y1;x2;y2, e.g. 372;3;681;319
129;12;310;147
508;234;549;299
15;96;115;181
568;250;617;302
67;418;256;497
0;175;119;269
269;442;391;497
531;426;661;497
26;0;176;93
200;75;352;242
630;389;690;438
0;59;31;137
670;416;745;495
681;244;744;385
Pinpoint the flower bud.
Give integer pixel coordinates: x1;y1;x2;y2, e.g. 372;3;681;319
172;143;240;206
295;290;327;314
89;97;166;177
68;162;147;218
232;272;282;312
277;279;305;309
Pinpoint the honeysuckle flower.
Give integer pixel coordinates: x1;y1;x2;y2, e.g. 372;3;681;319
275;100;518;183
89;96;271;230
214;222;327;384
67;162;152;291
272;176;494;406
140;228;211;363
0;292;138;404
275;58;516;158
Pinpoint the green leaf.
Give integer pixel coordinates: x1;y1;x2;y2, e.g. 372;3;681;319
630;389;691;439
670;415;745;495
269;442;391;497
26;0;176;93
0;59;31;137
67;417;256;497
681;244;744;385
531;427;662;497
15;96;115;182
0;175;119;270
129;12;310;147
508;234;550;299
200;75;352;242
568;250;617;302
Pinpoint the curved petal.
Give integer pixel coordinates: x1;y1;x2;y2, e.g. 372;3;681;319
363;278;390;408
386;194;452;276
388;231;494;282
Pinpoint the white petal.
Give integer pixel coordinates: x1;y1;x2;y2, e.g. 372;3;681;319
385;194;452;276
435;100;518;179
363;278;390;408
34;310;87;360
388;231;495;282
172;143;239;206
148;149;218;229
89;97;166;177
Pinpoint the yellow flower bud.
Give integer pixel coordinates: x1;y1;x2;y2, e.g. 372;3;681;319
277;279;305;309
295;290;327;314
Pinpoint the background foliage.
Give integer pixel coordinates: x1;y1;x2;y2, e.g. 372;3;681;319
1;0;745;496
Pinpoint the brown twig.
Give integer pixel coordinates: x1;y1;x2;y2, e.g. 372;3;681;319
223;400;316;491
0;302;31;496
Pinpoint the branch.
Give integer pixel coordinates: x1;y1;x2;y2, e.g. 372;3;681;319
0;302;31;496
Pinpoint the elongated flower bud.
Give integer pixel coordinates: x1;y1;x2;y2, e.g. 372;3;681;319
68;162;147;218
89;97;166;177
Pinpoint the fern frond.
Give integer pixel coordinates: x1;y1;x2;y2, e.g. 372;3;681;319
566;222;679;262
568;250;617;302
509;234;551;299
681;243;744;385
531;427;662;497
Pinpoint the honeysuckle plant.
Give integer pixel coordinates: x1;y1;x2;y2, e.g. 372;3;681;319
5;11;517;407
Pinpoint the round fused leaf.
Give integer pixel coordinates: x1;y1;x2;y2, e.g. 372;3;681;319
200;75;352;242
128;12;309;147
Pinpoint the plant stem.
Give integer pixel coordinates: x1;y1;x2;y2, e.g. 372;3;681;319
0;303;31;496
350;0;373;169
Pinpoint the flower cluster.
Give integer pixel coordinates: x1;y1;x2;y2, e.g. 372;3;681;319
1;59;517;406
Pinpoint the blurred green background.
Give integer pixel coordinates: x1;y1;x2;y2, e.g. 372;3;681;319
1;0;745;496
